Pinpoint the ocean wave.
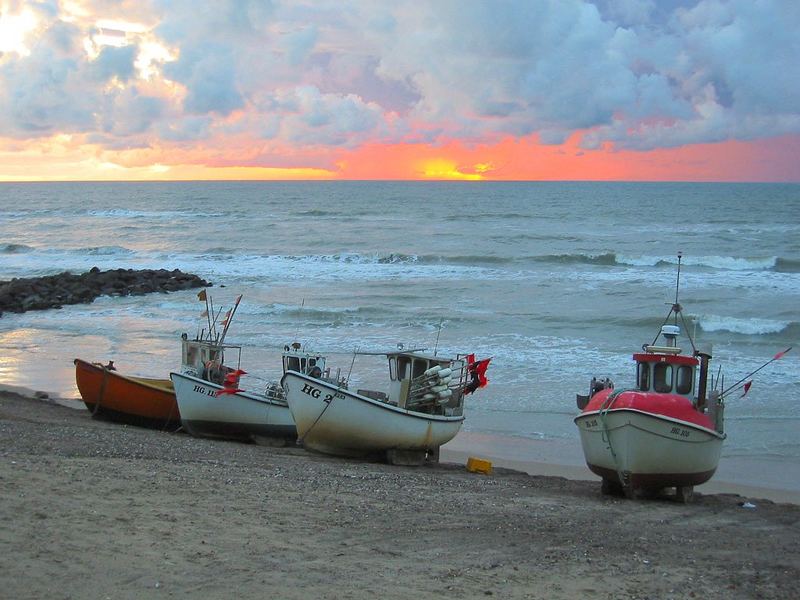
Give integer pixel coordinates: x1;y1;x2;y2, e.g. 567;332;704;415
617;254;778;271
86;208;222;219
775;258;800;273
519;252;791;272
697;314;795;336
531;252;618;266
69;246;136;257
0;243;34;253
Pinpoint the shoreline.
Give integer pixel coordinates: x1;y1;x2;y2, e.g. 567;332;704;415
5;382;799;506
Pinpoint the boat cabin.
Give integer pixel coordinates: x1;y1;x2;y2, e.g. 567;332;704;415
386;351;467;414
180;333;242;376
282;342;329;378
633;325;698;399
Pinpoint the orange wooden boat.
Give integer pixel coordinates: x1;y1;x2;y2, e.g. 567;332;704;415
74;358;180;429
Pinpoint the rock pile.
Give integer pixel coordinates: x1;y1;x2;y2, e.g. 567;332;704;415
0;267;211;316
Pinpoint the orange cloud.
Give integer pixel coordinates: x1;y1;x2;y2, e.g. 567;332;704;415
1;132;798;182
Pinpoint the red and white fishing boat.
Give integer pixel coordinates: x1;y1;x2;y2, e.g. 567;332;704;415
575;254;725;501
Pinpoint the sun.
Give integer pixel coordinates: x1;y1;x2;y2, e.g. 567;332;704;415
0;7;38;56
421;159;484;180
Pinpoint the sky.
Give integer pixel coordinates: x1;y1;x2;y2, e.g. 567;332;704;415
0;0;798;182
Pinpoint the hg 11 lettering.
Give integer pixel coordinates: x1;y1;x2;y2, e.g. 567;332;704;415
193;384;217;397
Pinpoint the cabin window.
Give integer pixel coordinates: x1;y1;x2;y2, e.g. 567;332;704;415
412;359;427;380
653;363;673;393
637;363;650;391
389;357;397;380
185;346;198;367
286;356;301;372
397;357;411;380
676;365;694;395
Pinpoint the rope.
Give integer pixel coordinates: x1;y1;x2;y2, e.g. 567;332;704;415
296;384;339;445
598;388;631;490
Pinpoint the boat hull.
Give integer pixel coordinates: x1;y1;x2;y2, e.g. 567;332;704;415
170;372;296;443
281;371;464;458
575;408;724;490
74;358;179;429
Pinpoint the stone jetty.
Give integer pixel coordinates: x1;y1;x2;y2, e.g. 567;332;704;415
0;268;211;316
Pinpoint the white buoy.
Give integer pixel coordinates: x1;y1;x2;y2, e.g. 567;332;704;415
424;365;442;376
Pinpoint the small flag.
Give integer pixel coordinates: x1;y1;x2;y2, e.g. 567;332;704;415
215;387;243;396
773;347;792;361
473;357;492;388
740;380;752;398
464;356;492;394
221;308;232;327
197;289;207;301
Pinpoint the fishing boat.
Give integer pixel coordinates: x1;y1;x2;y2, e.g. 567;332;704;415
574;255;725;501
281;348;490;465
74;334;236;430
574;254;791;501
74;291;241;430
74;358;180;428
170;343;328;444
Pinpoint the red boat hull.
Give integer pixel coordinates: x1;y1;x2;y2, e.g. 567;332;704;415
74;359;180;429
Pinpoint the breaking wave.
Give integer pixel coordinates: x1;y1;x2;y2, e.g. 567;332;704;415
696;315;795;336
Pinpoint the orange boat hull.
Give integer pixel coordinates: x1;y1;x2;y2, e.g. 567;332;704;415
74;358;180;429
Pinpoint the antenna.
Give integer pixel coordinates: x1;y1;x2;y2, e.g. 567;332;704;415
674;251;682;309
433;318;444;356
652;251;696;351
345;346;358;384
294;298;305;342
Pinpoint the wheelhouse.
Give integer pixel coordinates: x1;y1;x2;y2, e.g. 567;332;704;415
386;351;467;413
633;325;698;399
282;342;328;377
180;333;242;375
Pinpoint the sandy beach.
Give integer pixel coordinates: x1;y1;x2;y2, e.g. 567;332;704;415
1;388;799;600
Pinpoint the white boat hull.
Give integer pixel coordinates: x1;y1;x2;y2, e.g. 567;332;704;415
281;371;464;458
170;372;296;443
575;408;725;490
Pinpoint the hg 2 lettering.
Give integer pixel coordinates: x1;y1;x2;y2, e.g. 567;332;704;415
301;384;343;404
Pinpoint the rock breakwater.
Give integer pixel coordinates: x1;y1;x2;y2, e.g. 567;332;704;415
0;267;211;316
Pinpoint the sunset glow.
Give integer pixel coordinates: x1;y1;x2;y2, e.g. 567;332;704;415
1;1;798;182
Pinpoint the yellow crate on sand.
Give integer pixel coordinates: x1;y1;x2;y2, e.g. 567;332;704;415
466;456;492;475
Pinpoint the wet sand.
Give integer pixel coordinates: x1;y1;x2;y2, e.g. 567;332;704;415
1;388;799;599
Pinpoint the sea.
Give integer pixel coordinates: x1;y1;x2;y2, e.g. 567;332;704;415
1;181;798;492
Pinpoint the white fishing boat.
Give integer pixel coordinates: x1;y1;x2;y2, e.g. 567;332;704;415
171;343;331;445
574;253;790;501
281;348;491;465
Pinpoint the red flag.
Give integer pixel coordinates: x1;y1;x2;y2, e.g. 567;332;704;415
221;308;232;327
740;381;752;398
773;347;791;360
464;356;492;394
473;358;491;388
